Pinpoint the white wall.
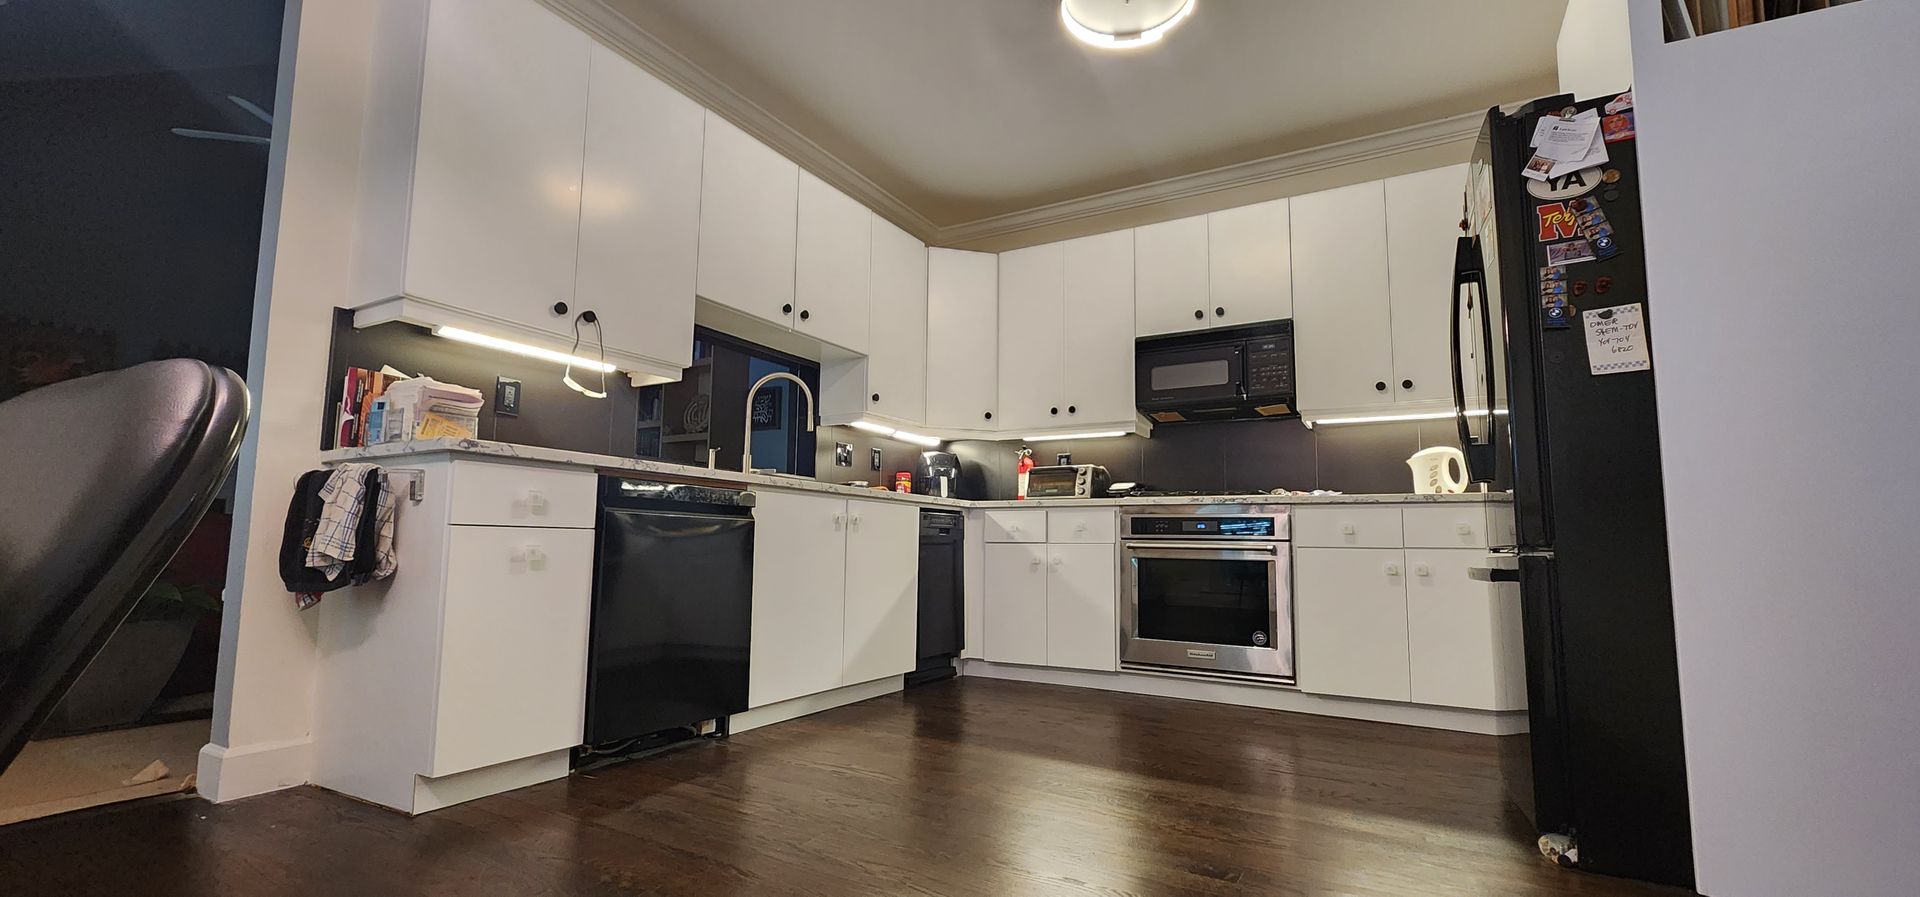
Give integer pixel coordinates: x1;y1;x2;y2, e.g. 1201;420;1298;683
1559;0;1633;98
1628;2;1920;895
200;0;379;802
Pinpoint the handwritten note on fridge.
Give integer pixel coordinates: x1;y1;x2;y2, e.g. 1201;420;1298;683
1583;303;1650;375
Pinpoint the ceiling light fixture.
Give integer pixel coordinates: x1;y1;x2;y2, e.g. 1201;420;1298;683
1060;0;1196;50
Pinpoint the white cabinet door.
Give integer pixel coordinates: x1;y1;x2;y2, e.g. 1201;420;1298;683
431;525;593;777
748;492;847;707
1290;181;1396;415
1134;215;1210;337
697;112;798;324
1046;543;1117;671
1405;548;1525;710
1293;547;1411;702
794;171;871;352
996;242;1066;432
1208;196;1293;328
405;0;589;335
1385;164;1470;407
926;248;999;430
575;41;704;371
842;499;919;685
1062;230;1135;425
866;215;928;421
983;542;1048;665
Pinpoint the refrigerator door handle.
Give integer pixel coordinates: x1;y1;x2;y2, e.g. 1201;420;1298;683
1469;566;1523;583
1450;235;1499;483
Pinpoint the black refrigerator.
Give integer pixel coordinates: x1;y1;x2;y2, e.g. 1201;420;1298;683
1450;94;1693;889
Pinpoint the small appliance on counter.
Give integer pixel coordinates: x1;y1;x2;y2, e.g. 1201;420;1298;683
1024;464;1111;499
912;451;961;498
1405;446;1469;494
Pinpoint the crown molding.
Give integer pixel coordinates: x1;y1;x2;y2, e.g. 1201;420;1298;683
545;0;1495;251
932;108;1489;247
543;0;942;242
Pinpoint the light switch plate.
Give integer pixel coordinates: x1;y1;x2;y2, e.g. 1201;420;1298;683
870;448;883;471
494;377;521;417
834;442;853;467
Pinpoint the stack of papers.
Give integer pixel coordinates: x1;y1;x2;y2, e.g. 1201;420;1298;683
1524;110;1608;181
376;376;485;443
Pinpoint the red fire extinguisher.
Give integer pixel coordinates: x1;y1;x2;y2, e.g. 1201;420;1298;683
1015;446;1035;500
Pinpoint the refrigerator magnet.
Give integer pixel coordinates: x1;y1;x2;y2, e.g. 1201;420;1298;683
1546;239;1597;266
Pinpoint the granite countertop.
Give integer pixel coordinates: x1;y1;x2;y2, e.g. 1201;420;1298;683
320;437;1511;509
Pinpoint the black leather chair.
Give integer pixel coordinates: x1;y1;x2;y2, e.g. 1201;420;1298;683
0;359;249;773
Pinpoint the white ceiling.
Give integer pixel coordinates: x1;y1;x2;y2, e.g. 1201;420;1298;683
604;0;1567;228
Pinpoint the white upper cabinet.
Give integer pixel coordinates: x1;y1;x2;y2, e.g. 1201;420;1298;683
996;242;1067;432
926;249;999;431
794;172;872;353
575;41;705;372
1134;215;1210;337
865;215;928;422
1384;164;1469;409
697;112;799;324
1290;180;1396;416
363;0;590;338
1208;196;1293;328
1062;230;1137;426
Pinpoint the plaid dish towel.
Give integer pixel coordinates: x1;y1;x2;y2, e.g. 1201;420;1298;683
306;463;376;579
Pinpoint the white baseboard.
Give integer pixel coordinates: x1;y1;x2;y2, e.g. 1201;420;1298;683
196;736;313;803
959;660;1528;736
411;750;570;815
727;676;904;734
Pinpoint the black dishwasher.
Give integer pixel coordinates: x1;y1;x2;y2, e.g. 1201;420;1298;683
585;478;754;750
907;510;964;687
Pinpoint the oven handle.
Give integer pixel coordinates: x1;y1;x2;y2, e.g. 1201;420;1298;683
1123;541;1280;554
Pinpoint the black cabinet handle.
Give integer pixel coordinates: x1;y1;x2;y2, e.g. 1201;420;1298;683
984;411;993;421
1193;309;1205;320
1469;566;1522;583
1215;306;1226;317
1050;407;1059;416
1067;405;1077;414
871;393;880;403
552;302;569;315
1402;379;1414;390
1374;381;1388;392
799;309;810;321
781;303;793;315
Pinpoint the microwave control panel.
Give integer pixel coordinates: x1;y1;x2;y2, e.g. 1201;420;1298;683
1245;332;1294;397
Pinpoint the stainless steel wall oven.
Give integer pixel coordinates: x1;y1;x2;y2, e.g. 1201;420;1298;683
1121;504;1293;682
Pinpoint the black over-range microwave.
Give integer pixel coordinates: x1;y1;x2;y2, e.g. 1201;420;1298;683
1135;320;1295;424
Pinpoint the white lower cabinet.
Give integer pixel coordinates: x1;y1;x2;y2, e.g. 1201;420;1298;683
982;510;1118;671
749;492;848;707
1044;543;1117;672
841;500;920;685
749;491;919;709
1294;547;1412;702
431;525;594;776
983;542;1049;666
1292;506;1524;711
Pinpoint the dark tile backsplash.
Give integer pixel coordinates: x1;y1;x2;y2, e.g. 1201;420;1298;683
951;417;1462;500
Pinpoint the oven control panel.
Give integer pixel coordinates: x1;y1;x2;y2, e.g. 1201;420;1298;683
1127;515;1280;539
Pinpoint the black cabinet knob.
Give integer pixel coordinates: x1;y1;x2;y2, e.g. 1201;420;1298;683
1067;405;1077;414
1194;309;1205;320
1375;381;1388;392
984;411;993;421
1215;306;1226;317
781;303;793;315
799;309;810;321
552;302;569;315
1402;379;1414;390
871;393;880;403
1050;407;1059;415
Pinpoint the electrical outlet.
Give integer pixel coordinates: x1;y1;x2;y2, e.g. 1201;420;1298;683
834;442;853;467
870;447;883;471
495;377;521;417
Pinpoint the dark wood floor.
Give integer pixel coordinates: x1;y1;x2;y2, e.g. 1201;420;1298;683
0;678;1688;896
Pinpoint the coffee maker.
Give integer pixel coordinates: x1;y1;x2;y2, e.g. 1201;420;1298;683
913;451;960;498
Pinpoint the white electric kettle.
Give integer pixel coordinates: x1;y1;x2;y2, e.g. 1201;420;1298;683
1406;446;1470;495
